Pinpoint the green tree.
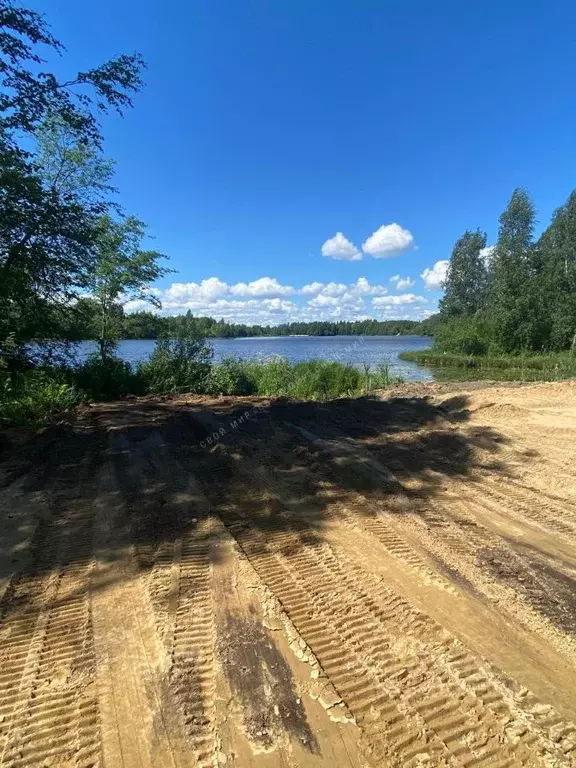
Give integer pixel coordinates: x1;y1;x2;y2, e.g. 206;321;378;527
35;116;115;202
62;297;100;340
29;117;120;343
440;230;489;317
489;188;542;352
535;190;576;350
0;0;144;363
123;311;162;340
89;216;172;362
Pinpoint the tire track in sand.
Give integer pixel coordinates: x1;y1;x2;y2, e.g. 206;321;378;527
110;424;218;766
191;410;453;594
181;432;572;768
91;455;196;768
0;432;101;768
287;424;576;755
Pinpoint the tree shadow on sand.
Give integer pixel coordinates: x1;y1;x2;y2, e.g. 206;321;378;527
0;391;514;619
161;392;512;549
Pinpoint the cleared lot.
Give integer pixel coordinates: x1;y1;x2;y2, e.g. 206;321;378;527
1;381;576;766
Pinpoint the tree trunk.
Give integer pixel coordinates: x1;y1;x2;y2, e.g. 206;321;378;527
99;301;107;364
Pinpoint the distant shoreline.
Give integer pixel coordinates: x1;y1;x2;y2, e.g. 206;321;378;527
74;332;432;342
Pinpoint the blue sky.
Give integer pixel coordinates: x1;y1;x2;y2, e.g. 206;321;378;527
33;0;576;325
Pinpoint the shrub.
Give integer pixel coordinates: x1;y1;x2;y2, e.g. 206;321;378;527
138;336;213;394
0;370;80;426
205;357;256;396
0;344;403;424
434;316;492;356
75;354;142;400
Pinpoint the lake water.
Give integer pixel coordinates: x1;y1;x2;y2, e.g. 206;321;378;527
75;335;434;381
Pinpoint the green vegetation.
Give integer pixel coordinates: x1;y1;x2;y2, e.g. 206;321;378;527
64;307;437;340
0;352;400;426
0;369;80;426
206;357;399;399
138;337;212;394
87;215;172;362
0;1;144;361
440;231;489;318
75;355;142;401
405;186;576;380
401;350;576;376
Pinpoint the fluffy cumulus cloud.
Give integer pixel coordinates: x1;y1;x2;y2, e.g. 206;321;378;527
320;222;415;260
229;276;295;297
420;260;449;289
362;223;414;258
390;274;415;290
306;278;386;313
301;277;388;298
126;275;434;325
153;276;295;309
300;281;326;296
308;293;341;307
374;306;434;322
372;294;427;306
353;277;388;296
321;232;361;261
164;277;229;303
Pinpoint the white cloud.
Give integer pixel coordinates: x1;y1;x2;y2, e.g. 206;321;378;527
374;305;434;320
301;281;325;295
479;246;495;266
390;274;415;290
318;282;348;297
372;294;427;306
321;232;362;260
303;277;390;315
229;276;295;297
124;299;154;313
261;298;295;311
167;297;297;325
156;276;295;306
308;293;340;307
164;277;229;303
420;260;449;289
301;277;387;298
362;223;414;258
125;275;436;325
353;277;388;296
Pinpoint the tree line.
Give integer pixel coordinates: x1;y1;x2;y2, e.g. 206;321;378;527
64;301;436;340
439;188;576;355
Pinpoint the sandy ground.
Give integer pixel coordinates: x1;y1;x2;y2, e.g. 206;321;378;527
1;380;576;766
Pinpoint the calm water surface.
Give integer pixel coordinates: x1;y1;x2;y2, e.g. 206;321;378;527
76;335;434;381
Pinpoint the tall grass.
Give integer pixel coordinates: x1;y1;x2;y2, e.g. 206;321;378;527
400;350;576;379
0;350;402;427
206;356;400;400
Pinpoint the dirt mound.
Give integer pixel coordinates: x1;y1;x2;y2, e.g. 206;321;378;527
471;401;530;419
